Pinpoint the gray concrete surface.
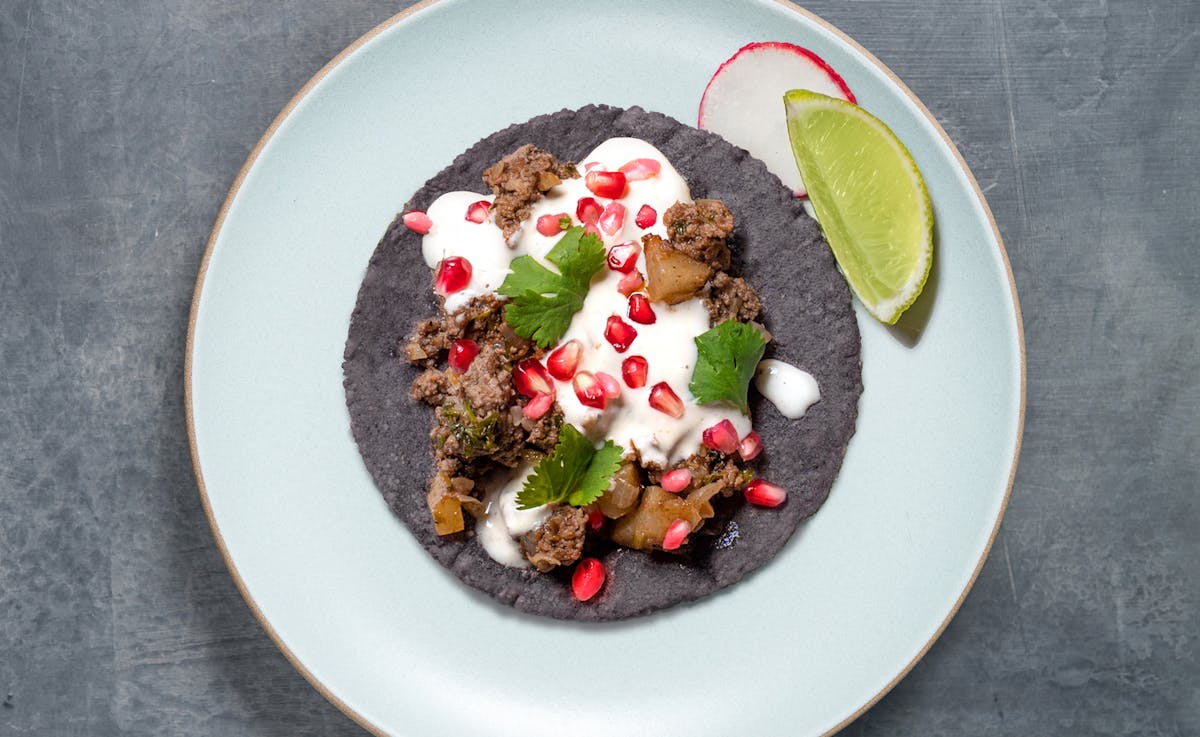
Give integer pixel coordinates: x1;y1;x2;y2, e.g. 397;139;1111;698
1;1;1196;735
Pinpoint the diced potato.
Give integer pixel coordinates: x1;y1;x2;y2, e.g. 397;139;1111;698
643;235;712;305
427;472;465;535
611;485;714;551
598;462;642;519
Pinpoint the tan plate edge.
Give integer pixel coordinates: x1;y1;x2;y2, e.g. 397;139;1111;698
769;1;1028;735
184;2;1028;736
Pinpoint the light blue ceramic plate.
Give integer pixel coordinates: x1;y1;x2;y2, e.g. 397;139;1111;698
187;1;1024;735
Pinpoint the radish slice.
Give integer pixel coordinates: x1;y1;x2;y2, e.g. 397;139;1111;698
698;41;855;197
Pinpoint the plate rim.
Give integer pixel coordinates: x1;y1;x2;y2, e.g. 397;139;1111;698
184;1;1027;735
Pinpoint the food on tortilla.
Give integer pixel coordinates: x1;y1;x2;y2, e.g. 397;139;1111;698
343;106;862;620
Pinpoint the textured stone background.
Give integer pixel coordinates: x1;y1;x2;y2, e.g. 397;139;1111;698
0;1;1196;735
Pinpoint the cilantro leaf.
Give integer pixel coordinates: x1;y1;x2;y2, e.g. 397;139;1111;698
516;424;624;510
498;227;607;348
689;320;767;414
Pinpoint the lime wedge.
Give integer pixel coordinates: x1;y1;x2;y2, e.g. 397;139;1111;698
784;89;933;324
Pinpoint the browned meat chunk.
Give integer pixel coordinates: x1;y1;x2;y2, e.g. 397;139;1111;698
705;272;764;325
483;145;579;240
404;295;507;368
663;199;734;270
521;504;587;571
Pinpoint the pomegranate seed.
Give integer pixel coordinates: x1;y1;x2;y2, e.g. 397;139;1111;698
583;223;602;239
434;256;472;295
596;371;622;399
648;382;685;419
738;431;764;461
582;161;600;172
606;242;639;273
744;479;787;508
588;508;606;531
662;519;691;551
513;358;553;398
618;158;662;181
536;212;571;236
572;557;605;602
621;355;648;388
464;200;491;223
402;210;432;234
702;419;739;454
617;271;644;296
661;468;692;493
448;339;478;372
604;315;637;352
573;371;607;410
585;170;627;199
522;392;555;420
576;197;603;225
598;202;626;236
546;339;582;381
634;204;657;229
627;293;656;324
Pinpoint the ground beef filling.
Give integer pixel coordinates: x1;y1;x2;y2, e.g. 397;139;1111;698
407;147;768;569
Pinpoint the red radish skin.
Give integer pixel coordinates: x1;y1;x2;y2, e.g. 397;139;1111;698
546;339;582;381
621;355;648;388
448;339;478;372
434;257;471;295
513;359;554;398
698;41;855;196
402;210;432;234
464;200;491;223
572;558;605;601
634;204;657;229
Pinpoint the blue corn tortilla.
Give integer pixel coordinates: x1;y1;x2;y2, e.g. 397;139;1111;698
343;105;862;621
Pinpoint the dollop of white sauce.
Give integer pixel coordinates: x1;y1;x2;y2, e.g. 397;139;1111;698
754;359;820;419
475;465;549;568
420;191;507;313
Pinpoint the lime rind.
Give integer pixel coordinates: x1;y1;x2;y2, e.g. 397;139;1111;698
783;89;933;324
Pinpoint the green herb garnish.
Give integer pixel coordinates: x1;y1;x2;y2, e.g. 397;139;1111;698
516;424;623;510
688;320;767;414
441;401;501;458
497;227;606;348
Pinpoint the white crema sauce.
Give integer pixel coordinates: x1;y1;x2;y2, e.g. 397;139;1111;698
754;359;820;419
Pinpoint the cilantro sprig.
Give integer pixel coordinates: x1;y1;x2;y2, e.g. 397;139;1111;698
498;227;606;348
689;320;767;414
516;424;624;510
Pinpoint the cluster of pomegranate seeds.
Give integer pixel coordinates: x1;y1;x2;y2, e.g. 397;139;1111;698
702;419;739;454
513;358;553;398
572;557;605;602
598;202;625;236
634;204;657;229
662;519;691;551
604;315;638;352
402;210;432;234
576;197;602;225
434;256;472;295
572;371;607;410
536;212;570;236
447;339;478;372
522;392;554;420
617;271;644;296
743;479;787;508
546;339;582;381
738;431;763;460
648;382;685;418
627;293;656;324
606;242;639;273
585;170;627;199
464;200;491;223
618;158;661;181
621;355;648;388
661;468;692;493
